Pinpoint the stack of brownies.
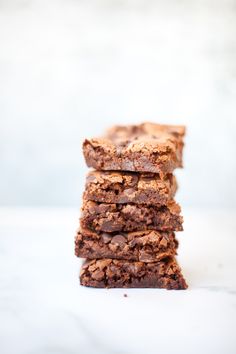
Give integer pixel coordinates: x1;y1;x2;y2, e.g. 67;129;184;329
75;122;187;290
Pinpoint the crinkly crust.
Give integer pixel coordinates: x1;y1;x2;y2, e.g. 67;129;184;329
83;122;185;174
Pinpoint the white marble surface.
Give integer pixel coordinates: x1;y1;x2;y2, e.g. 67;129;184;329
0;207;236;354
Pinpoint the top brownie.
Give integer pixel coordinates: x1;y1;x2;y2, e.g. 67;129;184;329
83;122;185;174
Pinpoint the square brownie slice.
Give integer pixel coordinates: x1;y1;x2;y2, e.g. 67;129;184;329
83;122;185;174
83;170;177;205
80;200;183;233
75;228;178;262
80;257;188;289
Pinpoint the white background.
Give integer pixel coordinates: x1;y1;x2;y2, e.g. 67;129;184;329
0;0;236;208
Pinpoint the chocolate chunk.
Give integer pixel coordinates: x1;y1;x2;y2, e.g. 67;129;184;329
91;269;104;281
101;233;113;244
129;174;139;187
139;251;156;263
110;235;127;247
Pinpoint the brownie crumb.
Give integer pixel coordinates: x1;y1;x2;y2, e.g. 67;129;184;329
124;293;128;297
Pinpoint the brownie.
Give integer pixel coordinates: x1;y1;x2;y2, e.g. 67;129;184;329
75;228;178;262
80;200;183;233
80;257;188;289
83;122;185;174
83;170;177;205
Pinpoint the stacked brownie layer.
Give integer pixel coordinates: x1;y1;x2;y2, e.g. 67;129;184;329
75;122;187;290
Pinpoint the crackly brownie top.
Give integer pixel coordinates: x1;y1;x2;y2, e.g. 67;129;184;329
83;123;185;173
95;122;185;152
85;122;185;153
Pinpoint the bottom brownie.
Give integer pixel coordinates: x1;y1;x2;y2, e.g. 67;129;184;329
80;257;187;290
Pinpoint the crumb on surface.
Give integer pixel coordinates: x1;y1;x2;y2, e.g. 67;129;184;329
124;293;128;297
